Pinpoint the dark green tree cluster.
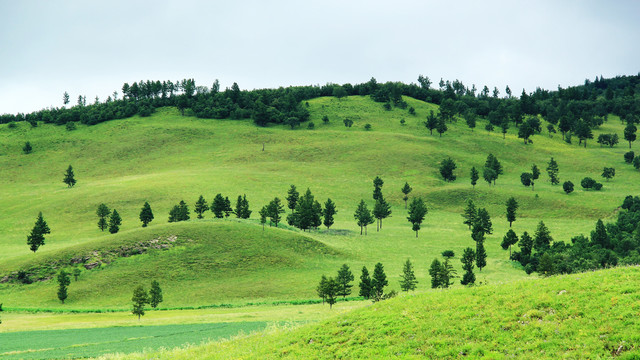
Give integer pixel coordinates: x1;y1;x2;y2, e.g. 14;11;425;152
317;264;354;308
57;270;71;304
464;203;491;272
63;165;76;188
139;202;154;227
354;200;374;235
439;158;457;182
597;133;619;147
168;200;190;222
429;256;457;288
398;259;418;291
482;154;503;185
358;263;391;301
27;212;51;253
580;177;603;191
407;197;428;237
287;188;323;231
460;247;476;285
234;195;251;219
211;194;233;218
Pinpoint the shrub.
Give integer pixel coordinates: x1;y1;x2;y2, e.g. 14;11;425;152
624;151;635;163
7;122;16;128
307;122;315;129
563;181;574;194
65;122;77;131
364;123;372;131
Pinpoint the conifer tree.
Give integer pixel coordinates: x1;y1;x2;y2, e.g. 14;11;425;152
476;240;487;271
533;221;553;253
624;122;637;148
259;205;268;230
475;208;493;235
371;262;388;301
519;231;533;257
505;197;518;227
429;258;442;288
23;141;32;154
501;229;519;257
286;185;299;213
235;195;251;219
336;264;354;298
546;157;560;185
139;201;154;227
195;195;209;219
97;203;110;231
317;275;328;304
354;200;374;235
211;194;226;218
267;197;285;227
223;197;233;217
373;176;384;201
73;268;81;281
470;166;479;189
401;182;412;209
407;197;428;237
27;212;50;253
531;164;540;181
591;219;610;249
324;277;338;309
359;266;372;299
462;199;477;229
439;259;457;288
131;285;149;320
373;196;392;231
63;165;76;188
323;198;337;229
460;247;476;285
57;270;71;304
108;209;122;234
399;259;417;291
149;280;163;308
484;154;503;185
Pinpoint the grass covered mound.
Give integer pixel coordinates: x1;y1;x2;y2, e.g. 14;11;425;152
111;265;640;359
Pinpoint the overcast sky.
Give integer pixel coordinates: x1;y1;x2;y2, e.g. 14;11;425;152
1;0;638;114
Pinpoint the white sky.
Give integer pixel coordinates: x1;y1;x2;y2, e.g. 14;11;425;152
0;0;638;114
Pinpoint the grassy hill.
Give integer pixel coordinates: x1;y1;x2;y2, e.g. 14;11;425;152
103;265;640;359
1;95;637;310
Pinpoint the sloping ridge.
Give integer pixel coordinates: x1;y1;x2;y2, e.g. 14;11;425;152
142;266;640;359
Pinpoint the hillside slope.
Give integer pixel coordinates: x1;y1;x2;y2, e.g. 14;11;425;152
109;265;640;359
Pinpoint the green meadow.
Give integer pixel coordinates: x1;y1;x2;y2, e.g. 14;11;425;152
0;95;637;357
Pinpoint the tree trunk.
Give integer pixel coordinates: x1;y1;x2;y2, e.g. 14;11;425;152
360;226;363;235
415;230;418;238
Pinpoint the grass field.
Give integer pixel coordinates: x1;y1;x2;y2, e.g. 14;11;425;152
1;95;638;357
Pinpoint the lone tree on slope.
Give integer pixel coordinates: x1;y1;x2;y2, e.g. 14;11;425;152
63;165;76;187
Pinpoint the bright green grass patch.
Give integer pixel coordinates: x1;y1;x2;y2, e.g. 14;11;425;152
0;321;269;360
109;266;640;359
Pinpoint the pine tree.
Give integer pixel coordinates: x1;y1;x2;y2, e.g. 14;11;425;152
371;262;388;301
407;197;428;237
359;266;372;299
476;240;487;271
317;275;328;304
484;154;503;185
27;212;50;253
267;197;285;227
546;157;560;185
131;285;149;320
519;231;533;257
591;219;610;249
475;208;493;235
286;185;299;213
57;270;71;304
533;221;553;253
178;200;190;221
23;141;32;154
336;264;354;298
470;166;479;189
373;196;392;231
139;201;154;227
324;277;338;309
354;200;374;235
505;197;518;227
373;176;384;201
259;205;268;230
399;259;418;291
108;209;122;234
97;203;110;231
211;194;226;218
501;229;519;257
63;165;76;188
195;195;209;219
462;199;477;229
73;268;81;281
460;247;476;285
149;280;163;308
439;259;457;288
531;164;540;181
323;198;337;229
401;182;412;209
223;197;232;217
429;258;442;288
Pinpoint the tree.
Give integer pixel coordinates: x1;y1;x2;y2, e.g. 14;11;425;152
518;120;534;144
501;229;519;257
223;197;233;217
485;123;494;133
108;209;122;234
563;181;574;194
575;120;593;148
149;280;163;308
211;194;226;218
364;123;372;131
324;277;339;309
63;165;76;188
194;195;209;219
460;247;476;285
401;182;412;209
505;197;518;227
581;177;600;191
470;167;479;189
317;275;328;304
429;259;442;288
373;197;392;231
131;285;149;320
407;197;428;237
483;167;496;186
465;111;477;131
322;115;329;124
624;123;637;148
399;259;417;291
591;219;610;249
475;208;493;235
533;221;553;253
373;176;384;201
484;154;503;185
139;201;154;227
288;188;321;231
462;199;477;229
72;267;81;281
323;198;337;229
235;195;251;219
336;264;354;298
354;200;374;235
371;262;388;301
333;86;347;99
22;141;32;154
439;157;457;182
267;197;285;227
476;240;487;271
425;110;437;135
520;172;534;190
97;203;110;231
439;259;457;288
546;157;560;185
343;118;353;128
285;116;300;129
634;156;640;170
436;116;447;137
624;151;635;164
359;266;372;299
602;167;615;181
57;270;71;304
500;119;509;139
259;205;268;230
519;231;533;257
531;164;540;181
27;212;50;252
63;91;70;106
286;185;299;213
